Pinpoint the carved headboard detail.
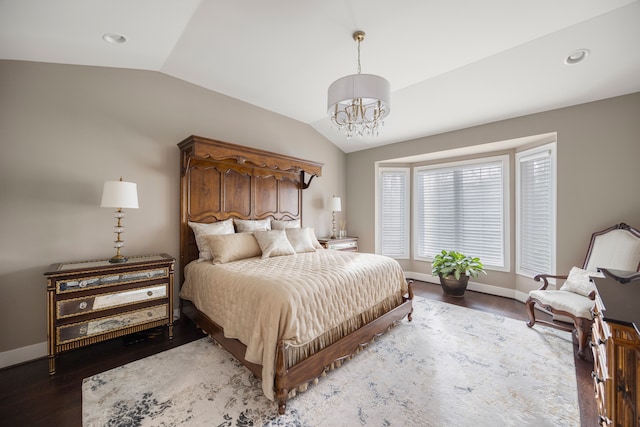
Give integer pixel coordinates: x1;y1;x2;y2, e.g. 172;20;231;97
178;135;323;283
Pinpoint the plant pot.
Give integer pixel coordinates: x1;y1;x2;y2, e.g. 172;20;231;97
439;274;470;297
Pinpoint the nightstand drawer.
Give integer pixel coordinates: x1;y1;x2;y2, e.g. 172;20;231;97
57;284;168;318
56;267;169;293
57;304;168;345
593;377;608;423
591;328;609;380
329;240;357;250
318;237;359;252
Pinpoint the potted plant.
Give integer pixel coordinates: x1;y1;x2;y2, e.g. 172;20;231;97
431;250;486;297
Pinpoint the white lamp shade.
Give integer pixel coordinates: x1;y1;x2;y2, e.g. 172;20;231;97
327;73;391;116
101;180;139;209
329;196;342;212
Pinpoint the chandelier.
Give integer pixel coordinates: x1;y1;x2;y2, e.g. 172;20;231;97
327;31;390;139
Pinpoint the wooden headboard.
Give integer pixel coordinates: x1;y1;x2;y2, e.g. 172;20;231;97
178;135;323;283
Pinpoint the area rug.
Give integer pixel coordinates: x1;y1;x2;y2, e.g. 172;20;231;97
82;297;579;426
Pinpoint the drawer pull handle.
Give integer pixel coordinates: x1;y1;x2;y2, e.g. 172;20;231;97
79;302;88;310
591;371;605;384
147;291;153;297
79;281;88;288
598;415;611;425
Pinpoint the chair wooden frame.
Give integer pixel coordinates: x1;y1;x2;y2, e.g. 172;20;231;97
525;223;640;358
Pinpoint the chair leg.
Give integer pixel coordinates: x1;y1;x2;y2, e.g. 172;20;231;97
525;297;536;328
575;318;591;359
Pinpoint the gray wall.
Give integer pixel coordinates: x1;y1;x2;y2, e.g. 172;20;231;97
2;58;638;364
346;92;640;296
0;60;345;358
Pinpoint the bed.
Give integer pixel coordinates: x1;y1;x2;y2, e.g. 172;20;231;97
178;135;413;414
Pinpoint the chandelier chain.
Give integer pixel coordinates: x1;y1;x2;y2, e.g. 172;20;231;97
357;38;361;74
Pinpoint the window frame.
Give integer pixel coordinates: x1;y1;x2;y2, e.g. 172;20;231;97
515;142;557;278
413;155;510;272
375;166;410;259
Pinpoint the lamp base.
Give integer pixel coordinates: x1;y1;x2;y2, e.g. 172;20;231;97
109;254;128;263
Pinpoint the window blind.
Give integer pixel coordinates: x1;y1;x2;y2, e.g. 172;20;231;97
415;158;506;268
517;147;554;276
379;168;410;258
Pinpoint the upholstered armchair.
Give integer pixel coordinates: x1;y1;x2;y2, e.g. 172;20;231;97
525;223;640;358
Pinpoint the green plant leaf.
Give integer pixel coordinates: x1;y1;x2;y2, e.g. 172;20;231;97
431;249;485;278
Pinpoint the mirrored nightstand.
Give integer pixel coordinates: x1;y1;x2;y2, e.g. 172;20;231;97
317;237;358;252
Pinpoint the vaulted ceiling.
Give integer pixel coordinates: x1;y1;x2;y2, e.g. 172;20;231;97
1;0;639;152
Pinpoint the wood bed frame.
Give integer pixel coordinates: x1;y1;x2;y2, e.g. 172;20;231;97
178;135;414;414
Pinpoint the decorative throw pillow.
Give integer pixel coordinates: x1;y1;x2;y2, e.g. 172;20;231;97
188;219;235;262
285;227;317;253
234;218;272;233
271;219;301;230
308;227;324;249
203;233;261;264
559;266;597;297
253;230;296;259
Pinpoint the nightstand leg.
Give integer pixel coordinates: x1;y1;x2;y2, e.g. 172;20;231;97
48;355;56;376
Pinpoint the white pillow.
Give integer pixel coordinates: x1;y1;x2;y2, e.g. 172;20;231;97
234;218;272;233
253;230;296;258
308;227;324;249
559;266;597;297
204;233;261;264
286;227;317;253
271;219;301;230
188;219;235;262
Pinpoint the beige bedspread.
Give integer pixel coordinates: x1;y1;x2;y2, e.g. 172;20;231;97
179;249;408;400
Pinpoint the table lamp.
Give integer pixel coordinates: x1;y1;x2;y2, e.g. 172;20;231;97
101;177;139;263
329;195;342;239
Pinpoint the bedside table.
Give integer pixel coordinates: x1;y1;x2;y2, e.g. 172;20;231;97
44;253;175;375
317;237;358;252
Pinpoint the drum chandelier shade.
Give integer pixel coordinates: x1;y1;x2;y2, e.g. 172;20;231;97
327;31;390;139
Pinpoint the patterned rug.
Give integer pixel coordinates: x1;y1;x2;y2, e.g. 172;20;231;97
82;297;580;426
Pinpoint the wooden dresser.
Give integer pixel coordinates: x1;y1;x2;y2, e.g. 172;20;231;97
44;254;175;375
591;269;640;426
317;236;359;252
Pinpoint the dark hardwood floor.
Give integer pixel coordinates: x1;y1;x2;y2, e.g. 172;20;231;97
0;280;595;426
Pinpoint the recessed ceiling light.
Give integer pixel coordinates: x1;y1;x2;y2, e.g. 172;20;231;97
564;48;590;65
102;33;127;44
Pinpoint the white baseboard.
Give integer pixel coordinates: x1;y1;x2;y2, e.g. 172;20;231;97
0;341;47;369
1;309;182;370
514;290;530;304
406;271;554;316
406;271;520;300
